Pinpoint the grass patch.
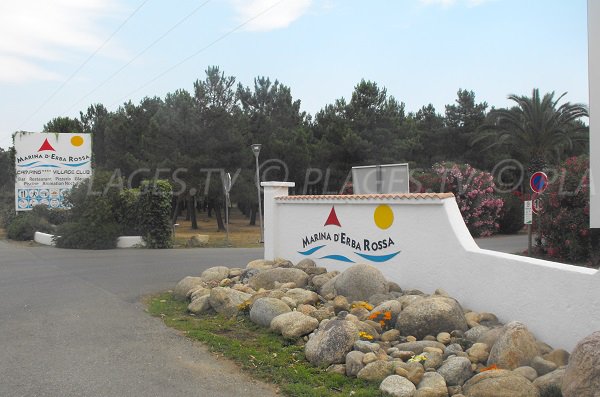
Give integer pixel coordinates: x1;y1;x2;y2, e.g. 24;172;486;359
146;292;384;397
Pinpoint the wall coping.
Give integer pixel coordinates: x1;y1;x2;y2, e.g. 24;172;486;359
261;181;296;187
275;193;455;201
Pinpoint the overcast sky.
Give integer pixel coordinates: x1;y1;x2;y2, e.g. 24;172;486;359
0;0;589;149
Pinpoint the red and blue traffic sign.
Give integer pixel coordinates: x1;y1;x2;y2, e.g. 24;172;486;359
530;171;548;194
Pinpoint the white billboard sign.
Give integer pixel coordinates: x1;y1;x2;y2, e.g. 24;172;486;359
352;163;410;194
14;132;92;211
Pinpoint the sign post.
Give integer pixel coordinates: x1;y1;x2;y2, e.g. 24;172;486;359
223;172;232;246
526;172;548;256
525;200;533;255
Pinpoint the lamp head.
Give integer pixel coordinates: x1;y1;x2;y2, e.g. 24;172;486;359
251;143;262;156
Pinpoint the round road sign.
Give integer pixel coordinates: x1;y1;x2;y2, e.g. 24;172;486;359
530;171;548;193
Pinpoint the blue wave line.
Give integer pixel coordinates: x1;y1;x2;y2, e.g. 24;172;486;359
62;161;90;167
32;164;59;168
355;251;401;263
319;254;355;263
298;245;325;256
17;161;40;167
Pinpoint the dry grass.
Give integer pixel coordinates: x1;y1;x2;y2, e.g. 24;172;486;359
173;208;262;248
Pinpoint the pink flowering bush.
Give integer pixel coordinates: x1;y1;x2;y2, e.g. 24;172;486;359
412;163;504;237
539;156;594;265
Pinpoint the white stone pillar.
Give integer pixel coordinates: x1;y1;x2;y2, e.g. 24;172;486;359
261;181;295;260
589;0;600;227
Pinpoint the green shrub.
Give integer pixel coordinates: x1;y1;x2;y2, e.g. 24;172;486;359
4;204;67;241
53;173;124;249
54;191;122;249
115;188;141;235
1;206;18;229
9;172;172;249
7;211;52;240
30;205;70;226
54;219;120;249
139;179;172;248
46;208;70;226
497;192;525;234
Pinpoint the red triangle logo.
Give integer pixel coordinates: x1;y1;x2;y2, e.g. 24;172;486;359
38;138;56;152
324;206;341;227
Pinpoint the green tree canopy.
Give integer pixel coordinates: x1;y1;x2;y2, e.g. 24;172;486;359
475;88;588;171
43;116;83;134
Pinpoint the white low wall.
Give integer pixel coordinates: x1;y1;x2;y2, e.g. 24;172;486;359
262;182;600;351
33;232;144;248
34;231;56;246
116;236;144;248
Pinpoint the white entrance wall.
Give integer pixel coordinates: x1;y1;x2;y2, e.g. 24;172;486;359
262;182;599;352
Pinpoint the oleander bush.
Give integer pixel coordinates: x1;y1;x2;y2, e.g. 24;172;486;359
413;162;504;237
539;156;596;266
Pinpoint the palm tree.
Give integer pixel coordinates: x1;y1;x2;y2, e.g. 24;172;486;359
474;89;588;172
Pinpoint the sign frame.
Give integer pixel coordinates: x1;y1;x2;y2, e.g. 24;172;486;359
352;163;410;194
530;171;548;194
14;132;92;211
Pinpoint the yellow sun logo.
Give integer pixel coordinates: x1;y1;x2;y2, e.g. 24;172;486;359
71;135;84;147
374;205;394;229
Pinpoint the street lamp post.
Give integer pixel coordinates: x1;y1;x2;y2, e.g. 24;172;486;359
251;144;264;243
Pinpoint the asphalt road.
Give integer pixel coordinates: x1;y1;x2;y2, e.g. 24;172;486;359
474;233;528;254
0;242;274;397
0;234;526;397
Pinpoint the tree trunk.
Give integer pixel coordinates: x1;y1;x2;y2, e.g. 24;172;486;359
249;204;257;226
185;198;191;221
239;202;249;217
177;197;184;217
214;202;225;231
189;194;198;230
171;196;181;225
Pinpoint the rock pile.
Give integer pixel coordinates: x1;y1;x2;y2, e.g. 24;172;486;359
174;259;598;397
